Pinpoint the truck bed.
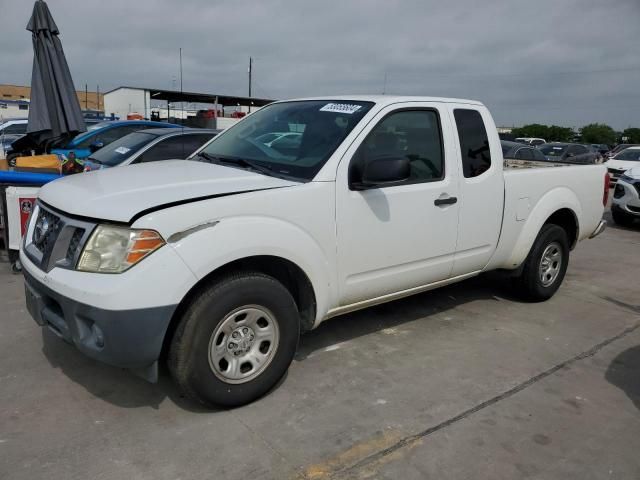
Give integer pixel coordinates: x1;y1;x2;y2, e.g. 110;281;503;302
504;159;570;169
486;162;607;271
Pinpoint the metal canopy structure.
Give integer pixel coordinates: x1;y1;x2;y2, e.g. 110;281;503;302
104;86;274;108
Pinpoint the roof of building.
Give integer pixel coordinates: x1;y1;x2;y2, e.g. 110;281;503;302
104;86;273;107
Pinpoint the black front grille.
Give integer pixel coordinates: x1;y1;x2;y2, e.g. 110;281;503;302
66;228;86;264
32;208;62;256
608;168;623;180
613;184;625;199
24;203;95;272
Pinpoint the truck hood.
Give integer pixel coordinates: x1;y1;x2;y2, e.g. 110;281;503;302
623;165;640;180
39;160;299;223
606;159;639;171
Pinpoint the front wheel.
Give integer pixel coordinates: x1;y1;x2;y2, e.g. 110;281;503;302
168;272;300;408
513;224;569;302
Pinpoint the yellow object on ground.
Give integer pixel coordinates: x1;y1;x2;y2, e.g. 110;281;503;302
14;154;60;173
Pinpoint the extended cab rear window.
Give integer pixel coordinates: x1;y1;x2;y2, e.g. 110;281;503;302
454;109;492;178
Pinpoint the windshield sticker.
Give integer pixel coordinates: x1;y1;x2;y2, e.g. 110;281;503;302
552;147;563;150
319;103;362;114
115;146;131;155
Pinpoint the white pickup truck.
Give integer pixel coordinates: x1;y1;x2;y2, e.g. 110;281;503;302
20;96;608;407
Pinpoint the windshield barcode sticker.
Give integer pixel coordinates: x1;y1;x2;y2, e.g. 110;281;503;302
115;146;131;155
319;103;362;114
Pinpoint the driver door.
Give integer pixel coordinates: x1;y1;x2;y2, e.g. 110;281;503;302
335;104;460;306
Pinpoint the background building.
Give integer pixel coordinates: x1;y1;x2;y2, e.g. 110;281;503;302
104;86;273;129
0;83;103;117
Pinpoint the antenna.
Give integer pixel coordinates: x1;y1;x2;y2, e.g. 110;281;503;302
180;48;184;122
180;47;185;156
248;56;252;113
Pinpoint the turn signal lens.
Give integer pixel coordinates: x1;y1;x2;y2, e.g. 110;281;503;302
126;231;164;264
77;226;165;273
603;172;611;206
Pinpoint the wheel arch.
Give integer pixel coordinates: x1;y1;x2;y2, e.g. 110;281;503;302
497;187;582;270
160;255;318;360
544;208;579;249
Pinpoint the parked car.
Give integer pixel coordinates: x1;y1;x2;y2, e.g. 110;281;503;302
611;166;640;226
83;128;219;171
0;118;28;135
0;133;24;159
501;140;547;161
22;96;608;407
606;146;640;186
538;143;600;164
515;137;546;146
591;144;610;156
50;120;180;160
606;143;639;159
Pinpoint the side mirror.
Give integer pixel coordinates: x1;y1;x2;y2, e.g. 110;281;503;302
352;156;410;190
89;141;104;153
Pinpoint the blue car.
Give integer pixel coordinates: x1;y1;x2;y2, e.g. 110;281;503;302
51;120;180;160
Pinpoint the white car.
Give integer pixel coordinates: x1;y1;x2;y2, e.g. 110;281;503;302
515;137;546;146
0;119;28;158
611;165;640;226
20;96;608;407
606;146;640;186
0;118;28;136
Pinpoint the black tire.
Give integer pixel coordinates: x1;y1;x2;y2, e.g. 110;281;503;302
513;224;569;302
612;207;635;227
168;272;300;408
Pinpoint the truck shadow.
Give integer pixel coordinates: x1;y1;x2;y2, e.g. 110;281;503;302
605;345;640;411
603;210;640;233
40;272;517;412
40;330;218;413
296;272;517;360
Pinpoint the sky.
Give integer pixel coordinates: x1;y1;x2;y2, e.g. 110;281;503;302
1;0;639;130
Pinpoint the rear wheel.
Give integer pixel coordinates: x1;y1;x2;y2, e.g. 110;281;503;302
513;224;569;302
168;272;300;408
612;207;635;227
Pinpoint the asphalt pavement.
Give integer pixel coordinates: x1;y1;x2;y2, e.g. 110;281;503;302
1;212;639;480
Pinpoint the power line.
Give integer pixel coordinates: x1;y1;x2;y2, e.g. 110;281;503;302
385;65;640;79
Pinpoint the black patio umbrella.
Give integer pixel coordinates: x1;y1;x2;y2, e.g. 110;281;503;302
21;0;86;152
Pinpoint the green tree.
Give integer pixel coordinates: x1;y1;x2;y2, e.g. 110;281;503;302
511;124;575;142
547;125;575;142
579;123;616;145
621;127;640;143
511;124;549;139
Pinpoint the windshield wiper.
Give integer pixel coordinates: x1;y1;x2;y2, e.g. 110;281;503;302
87;156;103;165
197;152;276;177
196;151;218;163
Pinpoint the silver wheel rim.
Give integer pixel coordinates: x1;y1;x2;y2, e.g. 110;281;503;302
208;305;280;384
539;241;562;287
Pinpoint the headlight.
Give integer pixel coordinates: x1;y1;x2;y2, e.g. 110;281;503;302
77;225;165;273
620;174;633;183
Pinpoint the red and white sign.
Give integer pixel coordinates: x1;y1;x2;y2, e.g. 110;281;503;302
19;197;36;236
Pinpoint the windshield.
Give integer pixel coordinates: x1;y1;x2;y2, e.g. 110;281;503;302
196;100;374;181
539;144;567;156
613;149;640;161
88;131;157;166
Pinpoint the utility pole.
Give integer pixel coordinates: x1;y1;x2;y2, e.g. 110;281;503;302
96;84;100;113
85;83;88;109
248;56;252;112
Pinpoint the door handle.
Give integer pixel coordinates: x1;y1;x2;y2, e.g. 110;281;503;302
434;196;458;206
